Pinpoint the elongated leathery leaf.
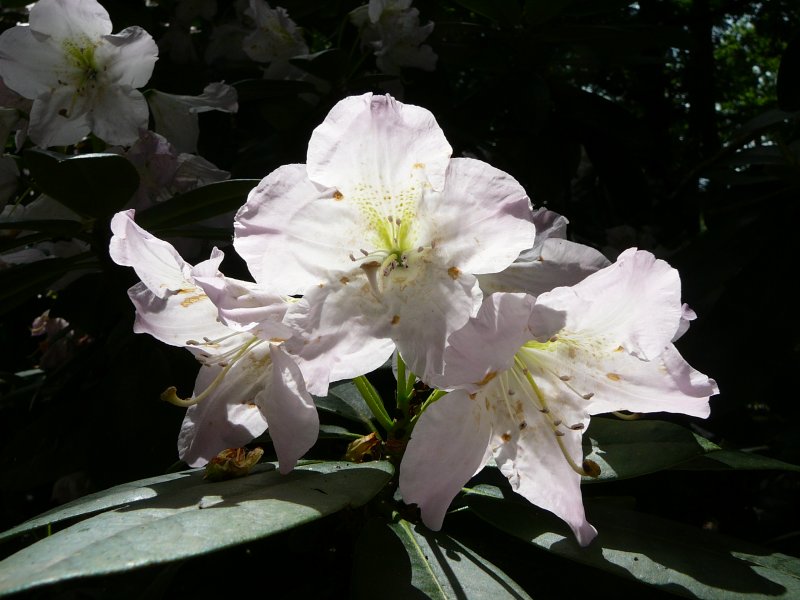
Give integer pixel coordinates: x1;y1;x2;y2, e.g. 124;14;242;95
464;484;800;600
137;179;259;230
580;417;716;483
0;461;393;597
352;518;532;600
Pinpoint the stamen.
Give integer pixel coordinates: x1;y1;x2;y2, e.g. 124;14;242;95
513;354;599;478
162;337;261;408
613;411;641;421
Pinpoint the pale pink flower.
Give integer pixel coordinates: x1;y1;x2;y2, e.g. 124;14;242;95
0;0;158;146
400;249;718;545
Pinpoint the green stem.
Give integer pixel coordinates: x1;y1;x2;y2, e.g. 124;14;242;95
354;375;394;431
396;353;409;417
410;388;447;427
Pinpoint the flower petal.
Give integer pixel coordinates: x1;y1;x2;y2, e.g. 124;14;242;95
262;345;319;474
519;339;713;419
30;0;112;40
485;374;598;546
109;210;190;297
127;281;236;349
435;292;535;390
177;342;272;467
283;276;396;396
399;389;492;530
478;238;610;296
307;93;452;193
531;248;682;360
27;88;92;147
233;164;360;294
0;27;62;98
90;85;149;145
191;247;295;341
99;26;158;88
418;157;535;275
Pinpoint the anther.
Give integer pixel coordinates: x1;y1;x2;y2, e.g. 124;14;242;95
349;253;356;261
417;246;424;252
582;459;601;478
555;430;565;437
549;336;559;343
559;375;571;381
570;423;585;430
582;392;594;400
553;419;562;426
360;248;369;256
539;407;550;413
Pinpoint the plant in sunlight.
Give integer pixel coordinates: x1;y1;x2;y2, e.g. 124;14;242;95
3;2;800;598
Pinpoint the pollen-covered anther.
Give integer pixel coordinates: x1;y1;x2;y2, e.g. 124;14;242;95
582;392;595;400
448;266;461;280
519;421;527;430
606;373;622;381
570;423;585;430
582;459;601;478
539;406;550;413
549;335;559;343
559;375;571;381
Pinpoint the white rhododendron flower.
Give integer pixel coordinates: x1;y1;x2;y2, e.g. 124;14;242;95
109;210;318;472
0;0;158;147
399;249;719;545
230;93;536;389
351;0;437;75
243;0;307;66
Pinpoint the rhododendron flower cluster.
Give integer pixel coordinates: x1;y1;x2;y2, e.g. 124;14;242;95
110;92;718;545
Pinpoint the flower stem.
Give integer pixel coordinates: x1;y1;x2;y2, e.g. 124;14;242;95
354;375;394;431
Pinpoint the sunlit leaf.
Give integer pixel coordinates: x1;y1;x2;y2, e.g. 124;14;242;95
0;461;393;596
352;518;532;600
464;485;800;600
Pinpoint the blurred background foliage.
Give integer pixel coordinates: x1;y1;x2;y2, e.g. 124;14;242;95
0;0;799;595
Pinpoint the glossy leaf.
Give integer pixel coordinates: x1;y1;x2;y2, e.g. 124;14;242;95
352;518;532;600
136;179;259;230
24;150;139;218
581;418;716;483
0;461;393;596
314;381;375;429
464;485;800;600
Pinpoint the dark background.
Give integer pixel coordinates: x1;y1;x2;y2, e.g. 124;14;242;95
0;0;799;596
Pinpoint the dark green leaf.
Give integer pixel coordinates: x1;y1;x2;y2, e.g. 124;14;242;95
465;485;800;599
352;518;532;600
674;450;800;473
0;461;393;596
24;150;139;218
314;381;375;428
581;418;716;483
0;255;94;316
137;179;259;230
